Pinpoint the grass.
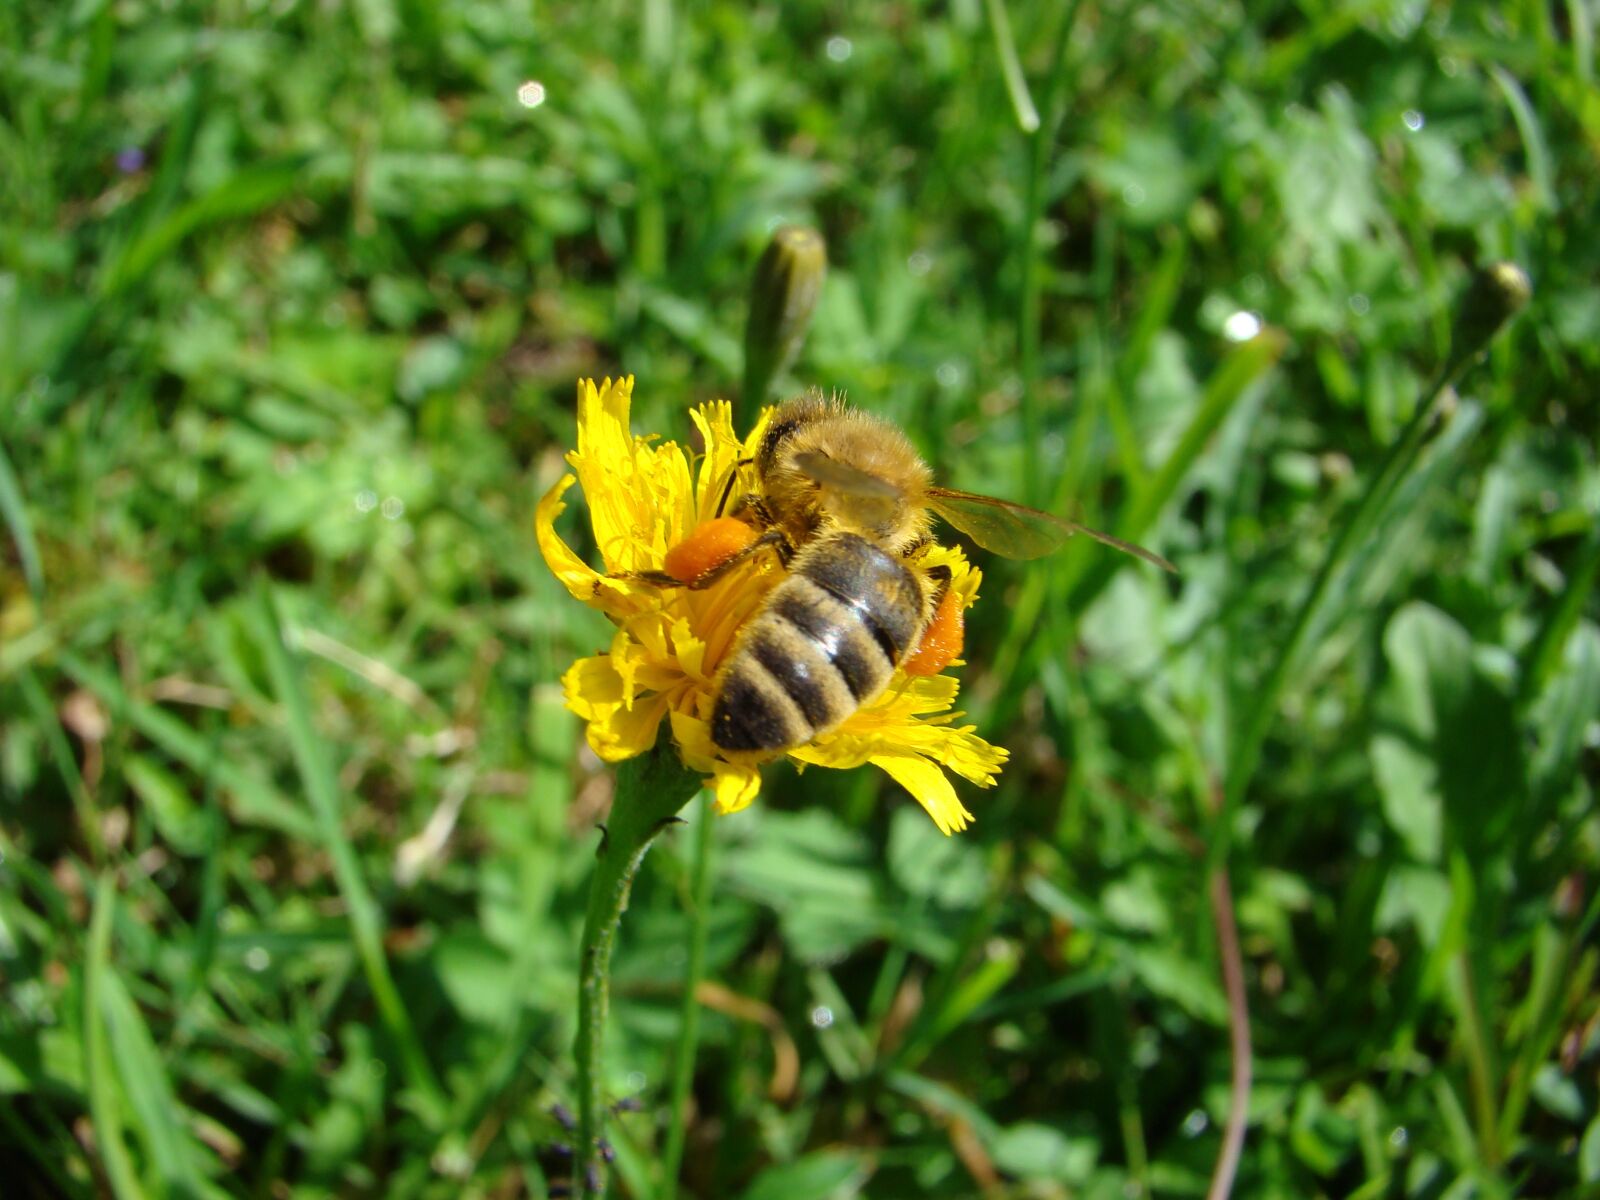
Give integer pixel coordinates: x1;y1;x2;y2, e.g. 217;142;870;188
3;1;1599;1197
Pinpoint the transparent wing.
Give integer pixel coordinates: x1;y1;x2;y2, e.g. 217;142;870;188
791;451;904;500
926;487;1176;571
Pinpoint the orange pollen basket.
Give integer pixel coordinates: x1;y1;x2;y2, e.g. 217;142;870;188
663;517;758;584
902;587;964;676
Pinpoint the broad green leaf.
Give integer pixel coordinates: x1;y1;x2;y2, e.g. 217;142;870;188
1128;946;1228;1024
124;753;208;855
1377;603;1524;860
1529;622;1600;803
737;1150;871;1200
991;1122;1098;1183
1370;732;1442;862
721;810;884;963
886;806;986;908
1582;1113;1600;1182
431;930;515;1028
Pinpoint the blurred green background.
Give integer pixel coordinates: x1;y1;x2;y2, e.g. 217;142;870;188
2;1;1598;1197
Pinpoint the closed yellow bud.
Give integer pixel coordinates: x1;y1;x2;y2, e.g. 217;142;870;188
743;226;827;408
1448;261;1531;376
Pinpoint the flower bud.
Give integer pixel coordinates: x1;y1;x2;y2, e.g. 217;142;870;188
742;226;827;408
1447;261;1531;375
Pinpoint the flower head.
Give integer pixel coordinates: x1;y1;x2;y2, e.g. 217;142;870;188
537;377;1007;834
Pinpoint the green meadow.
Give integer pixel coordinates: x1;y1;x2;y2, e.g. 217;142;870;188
2;1;1597;1197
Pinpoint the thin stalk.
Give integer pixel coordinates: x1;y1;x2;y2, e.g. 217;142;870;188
1204;865;1252;1200
658;790;716;1200
574;746;703;1200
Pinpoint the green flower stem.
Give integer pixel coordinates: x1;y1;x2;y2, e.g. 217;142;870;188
657;789;716;1200
574;746;703;1200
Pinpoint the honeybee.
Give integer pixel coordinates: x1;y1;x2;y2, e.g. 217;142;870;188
644;392;1173;756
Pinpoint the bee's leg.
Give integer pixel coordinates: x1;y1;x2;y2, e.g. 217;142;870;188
714;457;756;518
681;528;792;587
900;538;950;610
740;494;784;538
922;562;953;617
620;529;792;591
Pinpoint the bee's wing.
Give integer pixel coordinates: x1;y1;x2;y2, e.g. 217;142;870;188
792;451;904;500
926;487;1176;571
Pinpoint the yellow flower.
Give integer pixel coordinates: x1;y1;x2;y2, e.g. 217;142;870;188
536;377;1008;834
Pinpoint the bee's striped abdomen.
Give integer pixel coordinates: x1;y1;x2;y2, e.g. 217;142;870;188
711;534;925;754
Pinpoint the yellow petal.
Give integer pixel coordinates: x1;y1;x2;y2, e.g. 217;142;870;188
536;475;601;599
669;616;708;682
585;691;671;763
570;376;698;577
933;726;1009;787
709;761;762;814
689;401;744;519
610;626;646;709
740;405;776;460
869;751;975;835
867;673;962;718
788;736;871;772
561;654;624;713
535;474;654;619
668;708;718;771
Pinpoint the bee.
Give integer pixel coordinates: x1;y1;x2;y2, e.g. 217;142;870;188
645;392;1173;756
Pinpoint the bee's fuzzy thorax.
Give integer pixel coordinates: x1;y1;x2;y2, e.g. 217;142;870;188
758;391;934;554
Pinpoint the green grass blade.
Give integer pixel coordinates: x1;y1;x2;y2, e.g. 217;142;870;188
1121;328;1289;544
245;582;445;1116
0;435;44;602
99;157;314;297
18;665;106;863
1569;0;1595;83
85;878;150;1200
100;970;207;1194
1521;523;1600;702
1212;391;1486;874
57;651;317;840
983;0;1040;133
1015;1;1081;504
896;940;1020;1070
1488;66;1555;211
1026;327;1285;632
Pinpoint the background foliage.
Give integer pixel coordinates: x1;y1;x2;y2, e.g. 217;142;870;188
3;1;1598;1197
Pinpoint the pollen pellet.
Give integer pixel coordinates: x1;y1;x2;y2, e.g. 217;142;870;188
902;587;964;676
663;517;758;584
